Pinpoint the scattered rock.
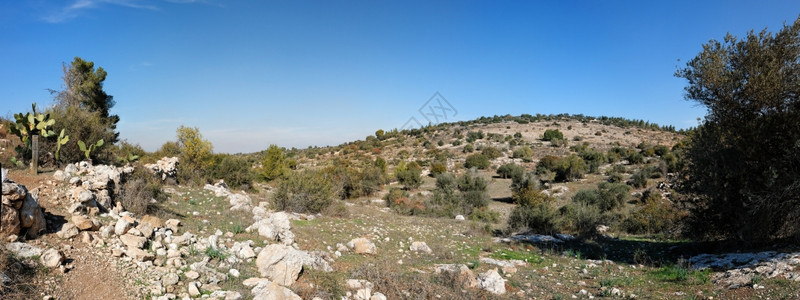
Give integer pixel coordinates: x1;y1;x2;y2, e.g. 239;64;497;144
120;234;147;249
348;238;377;255
477;269;506;295
251;280;301;300
57;223;80;239
5;242;43;258
409;241;432;254
434;264;478;289
144;157;179;181
126;247;155;262
40;249;65;268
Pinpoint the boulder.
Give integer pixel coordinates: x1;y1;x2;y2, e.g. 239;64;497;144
57;223;80;239
255;244;332;286
145;157;179;181
72;215;98;231
5;242;43;258
409;241;432;254
248;212;294;245
229;194;252;211
251;280;302;300
165;219;181;232
477;269;506;295
348;238;377;255
0;204;20;237
126;248;155;262
40;249;65;268
120;234;148;249
434;264;478;289
115;218;133;236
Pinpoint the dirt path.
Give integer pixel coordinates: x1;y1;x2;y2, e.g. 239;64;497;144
8;170;135;300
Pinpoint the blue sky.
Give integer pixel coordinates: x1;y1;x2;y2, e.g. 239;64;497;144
2;1;799;153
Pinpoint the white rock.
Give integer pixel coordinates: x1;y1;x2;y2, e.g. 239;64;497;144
40;249;64;268
409;241;432;254
478;269;506;295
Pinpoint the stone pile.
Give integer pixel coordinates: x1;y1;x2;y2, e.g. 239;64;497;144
690;251;800;289
53;162;134;215
204;180;253;212
1;178;46;239
144;156;179;181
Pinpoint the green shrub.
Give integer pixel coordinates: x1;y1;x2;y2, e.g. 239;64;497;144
597;182;630;211
559;202;602;236
208;154;255;190
481;146;502;160
628;168;649;188
175;126;214;185
427;171;490;217
430;161;447;177
536;154;586;182
511;146;533;162
468;207;500;223
508;203;559;234
261;144;292;181
462;143;474;153
496;163;525;179
464;153;490;169
395;161;423;190
272;170;335;214
542;129;564;141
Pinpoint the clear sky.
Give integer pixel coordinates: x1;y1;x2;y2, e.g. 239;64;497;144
2;1;799;153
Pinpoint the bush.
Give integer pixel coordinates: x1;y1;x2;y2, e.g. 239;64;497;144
536;154;586;182
395;161;422;190
427;172;490;217
42;105;118;165
597;182;630;211
481;146;502;160
208;154;255;190
508;203;559;234
559;203;602;236
272;170;335;214
628;168;649;188
261;144;291;181
622;191;683;235
469;207;500;223
430;161;447;177
496;163;525;179
511;146;533;162
118;167;168;216
542;129;564;141
176;126;213;185
464;153;490;169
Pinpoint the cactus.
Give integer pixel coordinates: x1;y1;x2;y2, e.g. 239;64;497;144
118;153;140;164
78;139;104;162
9;103;56;174
55;129;70;161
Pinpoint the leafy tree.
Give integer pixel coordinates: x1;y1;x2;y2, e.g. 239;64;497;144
497;163;525;179
261;144;290;181
542;129;564;141
464;153;490;169
676;17;800;240
54;57;118;122
176;126;213;183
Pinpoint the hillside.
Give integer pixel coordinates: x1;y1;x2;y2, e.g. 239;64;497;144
2;115;799;300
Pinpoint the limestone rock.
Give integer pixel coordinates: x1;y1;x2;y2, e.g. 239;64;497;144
5;242;43;258
72;215;97;231
120;234;148;249
115;218;133;236
126;247;155;262
409;241;432;254
348;238;377;255
477;269;506;295
255;244;332;286
165;219;181;232
251;280;301;300
434;264;478;289
57;223;80;239
40;249;65;268
0;204;20;237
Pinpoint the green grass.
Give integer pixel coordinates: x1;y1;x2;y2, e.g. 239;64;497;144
204;247;228;260
489;249;543;264
650;265;711;285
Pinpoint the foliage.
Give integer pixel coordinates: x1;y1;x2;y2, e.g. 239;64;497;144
559;202;602;236
623;191;684;235
261;144;291;181
175;126;213;184
118;167;168;216
54;129;69;162
430;161;447;177
464;153;490;169
542;129;564;141
508;203;559;235
395;161;422;190
77;139;104;161
208;154;255;190
480;146;502;160
676;17;800;240
536;154;586;182
272;169;335;214
512;146;533;162
496;163;525;179
426;171;490;218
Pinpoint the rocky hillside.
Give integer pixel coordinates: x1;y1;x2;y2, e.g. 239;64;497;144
1;116;799;299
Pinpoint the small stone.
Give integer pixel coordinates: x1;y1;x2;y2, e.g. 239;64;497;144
40;249;65;268
185;271;200;280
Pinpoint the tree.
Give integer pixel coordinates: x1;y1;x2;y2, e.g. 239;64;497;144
45;57;118;164
395;161;422;190
55;57;117;122
676;17;800;240
176;126;213;183
261;144;290;181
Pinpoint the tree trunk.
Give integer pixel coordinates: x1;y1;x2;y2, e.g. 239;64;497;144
31;135;38;175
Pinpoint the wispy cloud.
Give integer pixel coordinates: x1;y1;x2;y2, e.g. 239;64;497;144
42;0;209;23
